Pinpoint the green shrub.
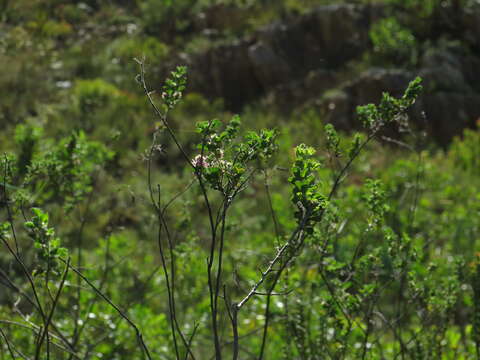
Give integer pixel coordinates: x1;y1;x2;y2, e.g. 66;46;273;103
2;2;480;356
369;17;417;65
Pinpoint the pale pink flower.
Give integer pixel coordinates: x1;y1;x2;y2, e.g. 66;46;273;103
192;154;210;168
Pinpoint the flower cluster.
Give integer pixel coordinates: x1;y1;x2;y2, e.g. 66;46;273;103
192;154;210;168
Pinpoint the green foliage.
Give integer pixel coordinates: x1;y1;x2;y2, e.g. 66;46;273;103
450;124;480;175
385;0;476;18
14;123;43;174
109;36;170;70
363;178;389;226
370;17;417;65
289;144;327;233
139;0;197;35
1;1;480;359
357;76;422;129
23;131;113;210
324;123;341;157
194;115;277;193
24;208;68;276
162;65;188;110
9;65;470;359
73;78;122;115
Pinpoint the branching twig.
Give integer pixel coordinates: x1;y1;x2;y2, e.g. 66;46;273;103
34;257;70;360
0;327;16;360
60;259;153;360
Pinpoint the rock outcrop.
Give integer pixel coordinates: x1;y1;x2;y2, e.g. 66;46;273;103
321;41;480;144
186;3;480;144
189;4;375;110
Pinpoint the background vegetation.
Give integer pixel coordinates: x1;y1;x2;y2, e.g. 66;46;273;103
1;0;480;359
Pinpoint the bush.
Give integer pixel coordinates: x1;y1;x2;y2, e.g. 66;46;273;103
13;66;480;360
369;17;417;65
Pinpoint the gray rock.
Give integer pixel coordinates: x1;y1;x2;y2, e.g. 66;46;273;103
418;67;470;93
264;69;338;111
345;68;413;107
460;55;480;92
320;67;480;144
420;46;471;93
248;41;292;89
185;3;480;144
188;3;375;110
189;40;262;110
321;89;352;131
461;3;480;48
420;92;480;144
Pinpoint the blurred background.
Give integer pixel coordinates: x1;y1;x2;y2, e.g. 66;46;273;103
1;1;480;359
2;0;480;148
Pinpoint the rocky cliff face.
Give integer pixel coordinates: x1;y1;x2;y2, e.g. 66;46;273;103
186;3;480;144
189;4;374;109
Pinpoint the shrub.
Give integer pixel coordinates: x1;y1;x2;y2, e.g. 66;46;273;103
1;63;480;359
369;17;417;65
